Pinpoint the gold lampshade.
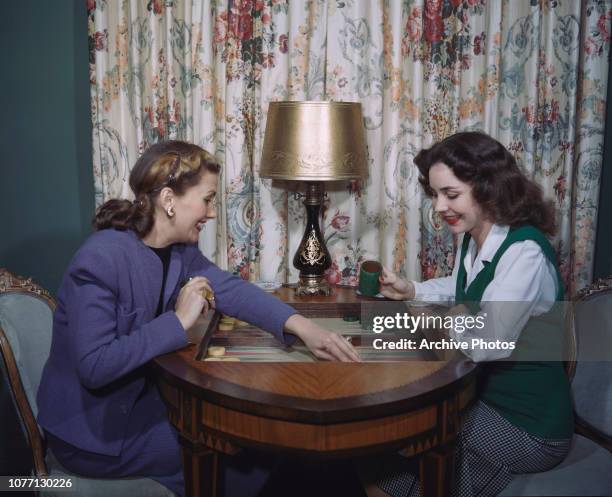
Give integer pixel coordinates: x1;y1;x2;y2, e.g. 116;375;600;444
259;101;368;296
260;101;368;181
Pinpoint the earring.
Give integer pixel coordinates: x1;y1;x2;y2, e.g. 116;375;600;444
167;206;175;218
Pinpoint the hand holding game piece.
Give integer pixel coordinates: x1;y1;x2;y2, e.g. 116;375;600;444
379;267;415;301
175;276;215;330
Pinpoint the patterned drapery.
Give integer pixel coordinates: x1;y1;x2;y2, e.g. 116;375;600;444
88;0;610;294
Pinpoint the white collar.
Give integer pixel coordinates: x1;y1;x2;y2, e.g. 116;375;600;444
466;224;510;263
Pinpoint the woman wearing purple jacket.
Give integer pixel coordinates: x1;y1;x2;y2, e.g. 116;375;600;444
36;141;359;496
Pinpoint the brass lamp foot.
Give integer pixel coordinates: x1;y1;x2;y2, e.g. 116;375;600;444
295;275;332;296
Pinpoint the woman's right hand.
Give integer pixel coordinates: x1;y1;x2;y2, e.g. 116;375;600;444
379;267;415;300
284;314;361;362
175;276;214;330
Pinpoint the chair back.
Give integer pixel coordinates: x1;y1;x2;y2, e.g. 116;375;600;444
570;276;612;444
0;268;55;475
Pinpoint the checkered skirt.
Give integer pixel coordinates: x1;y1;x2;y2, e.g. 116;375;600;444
376;400;571;497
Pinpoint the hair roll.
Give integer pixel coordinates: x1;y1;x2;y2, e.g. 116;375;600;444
93;199;136;231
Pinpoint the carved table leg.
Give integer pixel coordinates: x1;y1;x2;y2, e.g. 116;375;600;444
179;434;219;497
419;442;456;497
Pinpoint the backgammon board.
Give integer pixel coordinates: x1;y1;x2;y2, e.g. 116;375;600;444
196;315;429;362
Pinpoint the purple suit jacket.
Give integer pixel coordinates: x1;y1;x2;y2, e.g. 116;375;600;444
37;229;296;456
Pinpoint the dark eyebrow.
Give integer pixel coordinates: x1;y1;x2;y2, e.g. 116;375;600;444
438;186;461;192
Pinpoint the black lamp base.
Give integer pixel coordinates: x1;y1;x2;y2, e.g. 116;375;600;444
293;182;332;296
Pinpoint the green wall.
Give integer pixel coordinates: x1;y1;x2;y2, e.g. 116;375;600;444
594;58;612;280
0;0;94;295
0;0;93;478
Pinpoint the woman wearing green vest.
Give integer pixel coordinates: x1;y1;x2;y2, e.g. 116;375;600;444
372;132;573;497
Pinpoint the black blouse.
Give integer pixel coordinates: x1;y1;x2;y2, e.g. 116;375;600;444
148;245;172;317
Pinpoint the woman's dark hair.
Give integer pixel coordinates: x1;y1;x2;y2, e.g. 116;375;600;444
93;141;221;237
414;132;556;236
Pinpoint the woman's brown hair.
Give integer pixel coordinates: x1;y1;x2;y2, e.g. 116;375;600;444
93;141;221;237
414;132;556;236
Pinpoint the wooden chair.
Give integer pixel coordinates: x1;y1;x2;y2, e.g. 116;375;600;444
500;276;612;496
0;268;176;497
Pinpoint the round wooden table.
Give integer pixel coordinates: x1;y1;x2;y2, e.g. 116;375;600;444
152;288;479;497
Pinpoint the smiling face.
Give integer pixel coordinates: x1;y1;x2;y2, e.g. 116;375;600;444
428;162;489;238
166;171;218;244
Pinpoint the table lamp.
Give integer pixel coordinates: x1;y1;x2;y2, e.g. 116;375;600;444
260;101;368;296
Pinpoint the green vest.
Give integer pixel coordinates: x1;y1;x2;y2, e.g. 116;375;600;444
455;225;573;439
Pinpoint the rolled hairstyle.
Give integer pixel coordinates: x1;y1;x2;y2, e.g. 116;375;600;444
93;141;221;237
414;132;556;236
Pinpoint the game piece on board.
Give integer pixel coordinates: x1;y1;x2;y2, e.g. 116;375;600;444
208;346;226;357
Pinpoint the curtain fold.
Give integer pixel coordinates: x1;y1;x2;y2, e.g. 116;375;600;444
88;0;610;292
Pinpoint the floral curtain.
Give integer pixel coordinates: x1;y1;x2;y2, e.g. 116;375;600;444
88;0;610;294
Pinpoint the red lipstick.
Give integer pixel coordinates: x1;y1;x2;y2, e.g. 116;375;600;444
445;217;459;226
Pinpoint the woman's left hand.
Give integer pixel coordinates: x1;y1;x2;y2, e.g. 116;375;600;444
284;315;361;362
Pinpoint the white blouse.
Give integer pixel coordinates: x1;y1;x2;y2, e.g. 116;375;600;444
412;224;559;361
